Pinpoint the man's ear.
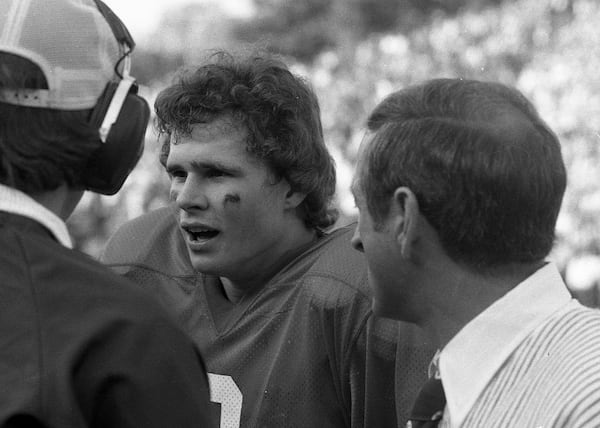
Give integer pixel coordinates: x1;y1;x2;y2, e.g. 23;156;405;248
283;185;307;209
390;187;420;259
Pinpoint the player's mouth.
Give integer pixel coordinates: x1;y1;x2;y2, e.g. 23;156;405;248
180;223;220;248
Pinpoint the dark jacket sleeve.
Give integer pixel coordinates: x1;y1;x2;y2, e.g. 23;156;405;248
73;315;215;428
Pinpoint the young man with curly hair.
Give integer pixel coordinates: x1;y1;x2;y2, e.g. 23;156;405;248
102;50;433;427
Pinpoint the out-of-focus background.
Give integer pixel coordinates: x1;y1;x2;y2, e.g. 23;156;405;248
71;0;600;304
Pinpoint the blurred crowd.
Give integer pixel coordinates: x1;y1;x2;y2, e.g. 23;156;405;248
69;0;600;304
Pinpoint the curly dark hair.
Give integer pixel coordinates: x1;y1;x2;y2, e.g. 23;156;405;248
360;78;567;271
155;50;338;230
0;53;100;194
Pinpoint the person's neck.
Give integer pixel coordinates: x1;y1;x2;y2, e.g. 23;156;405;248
31;184;83;221
419;260;546;350
219;224;319;304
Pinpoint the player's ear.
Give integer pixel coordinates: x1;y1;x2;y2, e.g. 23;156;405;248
390;187;420;259
279;179;306;209
284;187;307;209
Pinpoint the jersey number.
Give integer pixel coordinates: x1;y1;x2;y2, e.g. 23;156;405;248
208;373;243;428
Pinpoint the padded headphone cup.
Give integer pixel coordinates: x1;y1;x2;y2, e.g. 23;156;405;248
83;92;150;195
78;0;148;195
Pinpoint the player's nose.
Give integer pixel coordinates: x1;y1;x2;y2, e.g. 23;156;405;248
174;176;209;211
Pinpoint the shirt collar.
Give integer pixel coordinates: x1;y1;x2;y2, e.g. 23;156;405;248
438;263;572;427
0;183;73;248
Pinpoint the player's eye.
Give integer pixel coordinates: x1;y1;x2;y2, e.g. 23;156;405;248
205;168;227;178
168;168;187;180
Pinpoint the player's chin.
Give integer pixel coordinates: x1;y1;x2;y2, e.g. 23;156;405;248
186;251;224;275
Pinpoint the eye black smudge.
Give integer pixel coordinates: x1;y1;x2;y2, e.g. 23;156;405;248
223;194;241;205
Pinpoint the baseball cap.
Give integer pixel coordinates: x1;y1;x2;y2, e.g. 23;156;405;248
0;0;132;110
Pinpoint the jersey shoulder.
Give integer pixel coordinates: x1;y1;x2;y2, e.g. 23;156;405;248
282;222;371;298
312;223;368;283
101;205;193;276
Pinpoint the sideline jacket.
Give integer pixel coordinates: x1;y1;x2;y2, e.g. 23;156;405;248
0;210;214;427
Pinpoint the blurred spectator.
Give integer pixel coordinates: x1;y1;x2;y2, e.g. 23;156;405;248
566;254;600;307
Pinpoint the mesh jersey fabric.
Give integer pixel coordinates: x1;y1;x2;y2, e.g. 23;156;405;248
102;205;435;428
0;212;214;427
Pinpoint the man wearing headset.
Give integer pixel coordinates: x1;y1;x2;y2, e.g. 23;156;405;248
0;1;213;426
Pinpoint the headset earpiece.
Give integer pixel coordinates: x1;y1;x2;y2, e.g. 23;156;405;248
81;0;150;195
76;0;150;195
83;79;150;195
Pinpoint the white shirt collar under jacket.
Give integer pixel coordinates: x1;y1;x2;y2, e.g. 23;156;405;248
438;263;572;427
0;183;73;248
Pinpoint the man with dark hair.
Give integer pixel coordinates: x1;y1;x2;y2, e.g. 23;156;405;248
351;78;600;427
102;50;433;427
0;1;213;426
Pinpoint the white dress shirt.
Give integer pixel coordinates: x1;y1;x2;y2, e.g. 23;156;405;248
438;263;572;427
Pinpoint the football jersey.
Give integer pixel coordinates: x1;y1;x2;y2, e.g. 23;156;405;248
102;205;434;428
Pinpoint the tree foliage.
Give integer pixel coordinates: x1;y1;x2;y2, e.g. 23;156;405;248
69;0;599;293
233;0;515;62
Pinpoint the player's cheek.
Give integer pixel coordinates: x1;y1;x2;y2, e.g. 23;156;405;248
224;198;265;243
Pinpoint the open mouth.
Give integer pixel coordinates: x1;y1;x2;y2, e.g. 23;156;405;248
182;225;220;242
